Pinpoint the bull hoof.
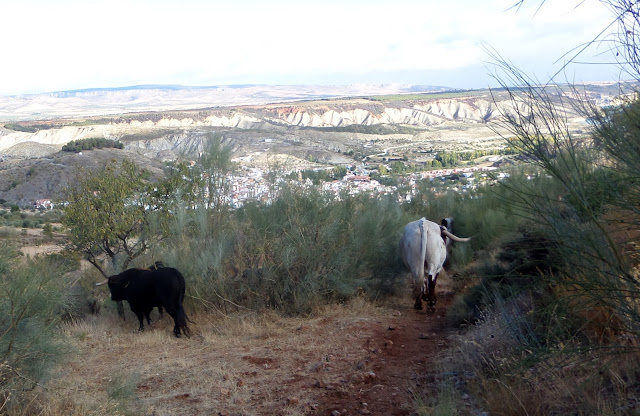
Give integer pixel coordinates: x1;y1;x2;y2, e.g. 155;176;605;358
414;303;423;310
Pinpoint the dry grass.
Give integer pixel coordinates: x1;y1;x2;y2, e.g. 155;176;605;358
472;351;640;416
446;294;640;416
42;297;391;416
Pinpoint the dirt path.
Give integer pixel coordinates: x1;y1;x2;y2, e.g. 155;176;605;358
57;291;456;416
312;295;454;416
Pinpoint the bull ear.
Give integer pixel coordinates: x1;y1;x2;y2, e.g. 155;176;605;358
95;278;109;286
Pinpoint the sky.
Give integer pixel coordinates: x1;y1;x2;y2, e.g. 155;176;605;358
0;0;623;96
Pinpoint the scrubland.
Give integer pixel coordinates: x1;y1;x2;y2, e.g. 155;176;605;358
3;16;640;412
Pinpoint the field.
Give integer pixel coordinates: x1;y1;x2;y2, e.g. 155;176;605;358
7;223;471;416
3;81;640;416
54;290;458;416
9;225;464;415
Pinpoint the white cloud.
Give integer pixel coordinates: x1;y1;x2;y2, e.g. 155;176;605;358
0;0;620;95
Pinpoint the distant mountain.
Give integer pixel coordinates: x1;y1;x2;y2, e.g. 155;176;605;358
0;84;451;122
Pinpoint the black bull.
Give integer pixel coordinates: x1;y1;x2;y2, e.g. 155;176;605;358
104;267;191;338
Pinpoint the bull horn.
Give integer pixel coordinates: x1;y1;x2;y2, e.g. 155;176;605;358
441;229;472;243
95;278;109;286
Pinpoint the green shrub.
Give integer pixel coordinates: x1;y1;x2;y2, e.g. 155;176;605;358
151;186;408;315
62;137;124;152
0;242;70;411
42;222;54;239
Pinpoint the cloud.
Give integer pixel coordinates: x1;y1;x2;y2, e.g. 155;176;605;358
0;0;620;95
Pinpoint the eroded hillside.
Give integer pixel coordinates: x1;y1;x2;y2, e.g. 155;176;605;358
0;92;563;158
0;86;605;207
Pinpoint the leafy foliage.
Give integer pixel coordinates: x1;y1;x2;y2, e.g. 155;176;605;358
286;166;348;185
62;137;124;152
2;123;38;133
0;242;69;411
149;185;408;315
448;2;640;414
61;159;155;274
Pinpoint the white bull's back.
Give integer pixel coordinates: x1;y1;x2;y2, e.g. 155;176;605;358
423;219;447;278
401;217;470;309
401;219;427;283
401;218;447;283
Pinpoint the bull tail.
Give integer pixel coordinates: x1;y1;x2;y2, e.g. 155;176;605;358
418;218;428;283
441;229;472;243
177;307;192;338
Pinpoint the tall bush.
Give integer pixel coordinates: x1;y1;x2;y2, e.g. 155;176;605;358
0;242;69;411
450;2;640;413
150;185;408;315
488;59;640;339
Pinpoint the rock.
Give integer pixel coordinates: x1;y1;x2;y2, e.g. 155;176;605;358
360;408;372;415
331;411;341;416
310;361;325;372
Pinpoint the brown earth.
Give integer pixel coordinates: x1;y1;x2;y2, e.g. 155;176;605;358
311;295;455;416
55;287;459;416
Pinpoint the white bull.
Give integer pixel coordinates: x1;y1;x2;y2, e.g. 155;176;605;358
401;217;470;310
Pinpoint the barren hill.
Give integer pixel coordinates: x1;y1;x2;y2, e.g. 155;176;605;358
0;83;625;207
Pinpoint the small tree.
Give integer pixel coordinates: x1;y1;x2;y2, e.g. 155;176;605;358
61;159;154;277
42;222;54;241
193;134;234;224
0;242;68;411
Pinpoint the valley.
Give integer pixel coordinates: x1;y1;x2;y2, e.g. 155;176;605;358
0;83;609;208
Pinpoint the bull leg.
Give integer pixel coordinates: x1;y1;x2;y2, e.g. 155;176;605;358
163;304;182;338
426;274;438;307
413;280;423;310
414;293;423;310
421;265;429;302
116;301;126;321
133;311;145;331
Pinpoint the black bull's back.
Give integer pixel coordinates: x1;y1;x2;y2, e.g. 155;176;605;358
107;267;191;338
